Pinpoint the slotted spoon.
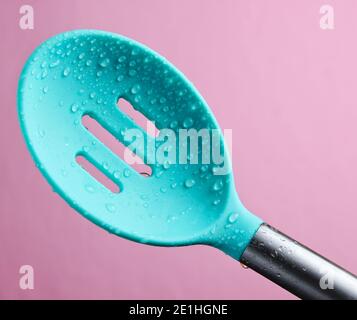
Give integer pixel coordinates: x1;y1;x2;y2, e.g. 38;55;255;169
18;30;357;299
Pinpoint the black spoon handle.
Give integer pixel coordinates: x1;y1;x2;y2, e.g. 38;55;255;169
240;223;357;300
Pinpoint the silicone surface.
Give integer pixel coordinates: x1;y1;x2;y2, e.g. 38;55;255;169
18;30;262;259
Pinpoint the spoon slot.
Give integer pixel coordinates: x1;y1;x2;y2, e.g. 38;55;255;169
117;97;160;138
76;154;121;193
82;114;152;177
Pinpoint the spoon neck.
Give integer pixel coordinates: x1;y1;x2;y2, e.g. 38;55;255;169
211;208;262;260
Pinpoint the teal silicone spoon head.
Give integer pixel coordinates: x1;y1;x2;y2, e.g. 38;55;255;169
18;30;262;259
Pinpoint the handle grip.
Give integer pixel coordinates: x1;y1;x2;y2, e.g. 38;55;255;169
240;223;357;299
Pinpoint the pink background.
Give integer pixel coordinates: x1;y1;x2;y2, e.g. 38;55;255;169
1;0;357;299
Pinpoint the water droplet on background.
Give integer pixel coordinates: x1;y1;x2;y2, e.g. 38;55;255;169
212;179;223;191
184;179;195;188
71;103;79;113
228;212;239;223
99;58;110;67
63;67;71;77
105;203;116;213
85;184;95;193
183;117;193;128
123;169;131;177
131;84;140;94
